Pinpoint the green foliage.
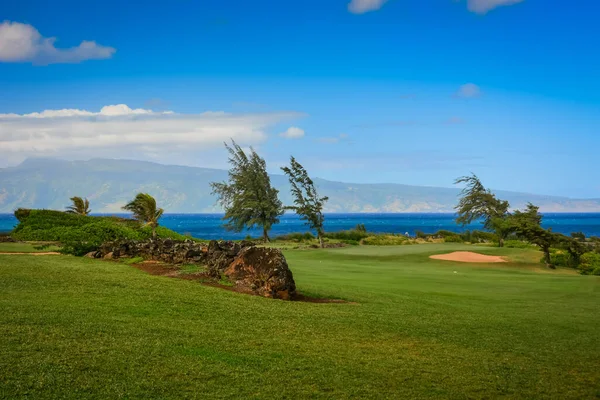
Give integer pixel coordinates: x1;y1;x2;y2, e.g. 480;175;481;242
455;174;512;246
11;209;186;255
13;208;31;222
66;196;91;216
504;240;537;249
211;140;283;242
281;156;329;248
122;193;164;238
511;203;556;267
579;252;600;275
362;235;408;246
571;232;586;241
355;224;367;233
274;232;315;242
443;235;464;243
324;230;369;242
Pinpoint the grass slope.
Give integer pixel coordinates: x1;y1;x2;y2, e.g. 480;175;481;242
1;244;599;399
0;242;61;253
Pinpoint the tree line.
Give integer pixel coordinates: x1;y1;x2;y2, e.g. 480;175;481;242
454;173;591;268
64;140;329;247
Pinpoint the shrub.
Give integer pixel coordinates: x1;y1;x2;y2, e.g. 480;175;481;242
14;208;32;222
324;230;369;242
504;240;536;249
355;224;367;233
579;252;600;275
275;232;315;242
362;235;408;246
11;209;188;255
443;235;464;243
549;249;572;268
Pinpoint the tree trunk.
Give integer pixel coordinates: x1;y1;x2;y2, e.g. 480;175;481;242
498;237;505;248
152;225;157;239
542;246;554;269
318;232;324;248
263;227;270;243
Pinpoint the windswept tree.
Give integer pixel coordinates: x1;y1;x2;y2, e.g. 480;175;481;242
455;174;511;247
281;157;329;248
66;197;91;216
210;140;284;242
122;193;164;238
511;203;557;267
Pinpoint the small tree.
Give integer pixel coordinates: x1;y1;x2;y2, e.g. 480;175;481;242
455;174;511;247
210;140;283;242
511;203;556;268
122;193;164;238
66;197;91;216
281;157;329;248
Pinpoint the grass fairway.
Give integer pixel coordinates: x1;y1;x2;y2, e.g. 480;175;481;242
0;242;61;253
1;244;599;399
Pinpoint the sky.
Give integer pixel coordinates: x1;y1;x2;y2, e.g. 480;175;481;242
0;0;599;198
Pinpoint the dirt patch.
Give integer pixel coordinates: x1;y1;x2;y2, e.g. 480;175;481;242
429;251;506;263
0;252;61;256
131;261;181;277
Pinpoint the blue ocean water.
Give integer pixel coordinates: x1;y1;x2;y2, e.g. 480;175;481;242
1;213;600;240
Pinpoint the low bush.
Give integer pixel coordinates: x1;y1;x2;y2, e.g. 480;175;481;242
362;235;408;246
579;252;600;275
324;230;370;242
275;232;315;242
443;235;464;243
12;209;188;255
504;240;536;249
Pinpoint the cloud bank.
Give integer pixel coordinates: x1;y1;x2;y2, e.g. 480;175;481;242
0;21;115;65
0;104;303;166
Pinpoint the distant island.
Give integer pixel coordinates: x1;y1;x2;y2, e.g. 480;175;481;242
1;157;600;213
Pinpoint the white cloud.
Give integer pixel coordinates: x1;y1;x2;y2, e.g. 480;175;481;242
348;0;388;14
279;126;305;139
467;0;524;14
0;21;115;65
455;83;482;98
0;104;303;166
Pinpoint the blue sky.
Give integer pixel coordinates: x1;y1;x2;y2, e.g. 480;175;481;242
1;0;599;198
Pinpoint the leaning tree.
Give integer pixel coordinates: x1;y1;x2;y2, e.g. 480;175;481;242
122;193;164;238
455;174;512;247
281;157;329;248
210;140;284;242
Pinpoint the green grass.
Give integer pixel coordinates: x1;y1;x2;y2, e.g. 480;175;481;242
0;242;61;253
1;244;599;399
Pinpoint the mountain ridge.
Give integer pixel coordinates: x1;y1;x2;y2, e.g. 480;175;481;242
1;158;599;213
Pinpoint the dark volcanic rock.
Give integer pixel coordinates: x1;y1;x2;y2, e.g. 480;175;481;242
224;247;296;300
98;238;208;264
96;238;296;300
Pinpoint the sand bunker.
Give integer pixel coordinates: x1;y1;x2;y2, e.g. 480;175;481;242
429;251;506;263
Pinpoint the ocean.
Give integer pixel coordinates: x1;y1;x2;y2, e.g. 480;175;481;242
2;213;600;240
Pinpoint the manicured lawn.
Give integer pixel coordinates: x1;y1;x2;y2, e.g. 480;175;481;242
0;242;61;253
0;244;598;399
